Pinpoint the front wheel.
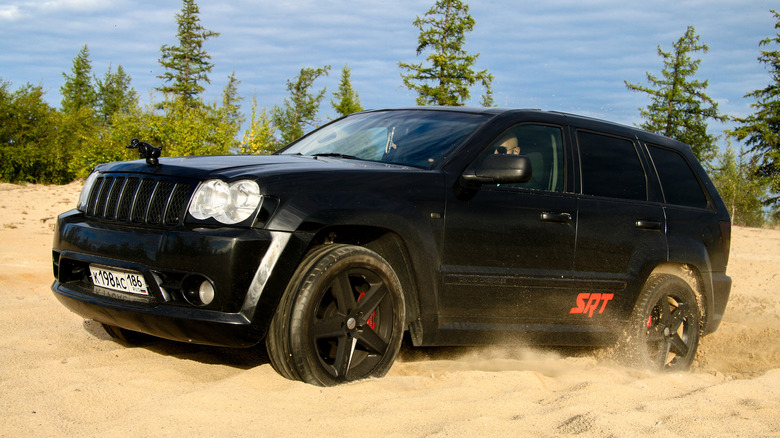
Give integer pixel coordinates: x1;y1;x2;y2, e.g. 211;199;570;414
266;244;406;386
100;323;151;344
621;274;702;371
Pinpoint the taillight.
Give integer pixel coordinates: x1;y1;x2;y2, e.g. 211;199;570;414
719;220;731;265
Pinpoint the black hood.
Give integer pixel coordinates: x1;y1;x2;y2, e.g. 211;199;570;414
94;154;420;181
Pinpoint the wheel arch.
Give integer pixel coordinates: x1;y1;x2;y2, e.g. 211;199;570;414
666;232;721;334
305;225;426;345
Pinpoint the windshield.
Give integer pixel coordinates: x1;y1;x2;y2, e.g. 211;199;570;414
278;110;490;168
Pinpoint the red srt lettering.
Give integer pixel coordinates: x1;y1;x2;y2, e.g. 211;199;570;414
570;293;614;317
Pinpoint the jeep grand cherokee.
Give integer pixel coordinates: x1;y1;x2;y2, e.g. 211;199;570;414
52;107;731;385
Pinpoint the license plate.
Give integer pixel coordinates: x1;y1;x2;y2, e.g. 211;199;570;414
89;265;149;296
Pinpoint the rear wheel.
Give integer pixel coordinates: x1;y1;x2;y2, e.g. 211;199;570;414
622;274;702;371
266;244;405;386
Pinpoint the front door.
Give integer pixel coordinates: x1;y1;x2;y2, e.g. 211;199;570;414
440;124;579;330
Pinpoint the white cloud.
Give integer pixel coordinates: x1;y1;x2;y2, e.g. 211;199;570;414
0;0;125;22
0;5;22;20
39;0;114;12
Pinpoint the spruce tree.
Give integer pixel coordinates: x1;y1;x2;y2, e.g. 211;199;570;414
221;71;244;128
272;65;331;144
60;45;99;179
625;26;724;162
398;0;493;106
61;44;97;114
480;79;494;107
331;64;364;117
711;146;766;226
218;71;243;151
157;0;219;107
95;64;138;125
731;10;780;215
241;95;277;155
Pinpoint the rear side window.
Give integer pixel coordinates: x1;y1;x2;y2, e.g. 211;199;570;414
648;145;709;209
577;131;647;201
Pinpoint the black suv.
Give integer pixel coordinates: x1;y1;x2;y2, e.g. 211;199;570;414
52;108;732;385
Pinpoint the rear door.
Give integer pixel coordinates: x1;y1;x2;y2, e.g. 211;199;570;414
572;128;667;321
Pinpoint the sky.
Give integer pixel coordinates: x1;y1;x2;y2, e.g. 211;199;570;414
1;0;778;149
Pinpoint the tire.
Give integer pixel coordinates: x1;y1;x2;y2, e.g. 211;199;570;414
100;323;150;345
621;274;702;371
266;244;406;386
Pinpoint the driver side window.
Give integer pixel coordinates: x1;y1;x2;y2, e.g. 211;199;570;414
480;124;565;192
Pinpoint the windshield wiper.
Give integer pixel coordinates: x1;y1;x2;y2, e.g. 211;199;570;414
311;153;361;160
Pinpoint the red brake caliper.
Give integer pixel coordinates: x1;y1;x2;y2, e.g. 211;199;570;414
357;292;376;329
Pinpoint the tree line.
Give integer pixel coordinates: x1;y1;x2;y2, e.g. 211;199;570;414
623;20;780;227
1;0;778;226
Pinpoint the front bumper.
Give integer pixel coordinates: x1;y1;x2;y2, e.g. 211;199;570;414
52;210;304;347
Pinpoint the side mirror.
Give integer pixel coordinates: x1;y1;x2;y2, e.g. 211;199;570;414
461;153;533;185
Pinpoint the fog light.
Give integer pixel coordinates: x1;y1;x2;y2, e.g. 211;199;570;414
181;275;216;307
198;281;215;306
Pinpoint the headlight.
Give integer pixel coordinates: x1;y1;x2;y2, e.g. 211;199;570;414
189;179;262;224
77;171;100;212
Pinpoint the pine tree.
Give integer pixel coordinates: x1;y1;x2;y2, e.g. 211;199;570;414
480;79;494;107
68;64;139;177
220;71;244;129
272;65;331;144
711;145;766;227
144;97;235;157
331;64;364;117
157;0;219;107
60;44;97;114
731;10;780;215
625;26;725;163
398;0;493;106
217;72;243;151
95;64;138;125
241;95;277;155
60;45;99;178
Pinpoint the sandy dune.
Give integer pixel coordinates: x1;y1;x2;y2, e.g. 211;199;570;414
1;182;778;436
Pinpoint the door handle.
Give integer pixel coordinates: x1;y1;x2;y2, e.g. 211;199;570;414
635;219;663;230
540;212;572;224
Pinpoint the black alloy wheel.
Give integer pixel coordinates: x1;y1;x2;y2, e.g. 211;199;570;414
266;244;405;386
100;322;151;344
624;274;702;371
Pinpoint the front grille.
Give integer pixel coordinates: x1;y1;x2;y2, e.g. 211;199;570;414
86;175;194;226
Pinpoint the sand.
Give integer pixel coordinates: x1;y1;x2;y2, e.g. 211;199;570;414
1;182;778;437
